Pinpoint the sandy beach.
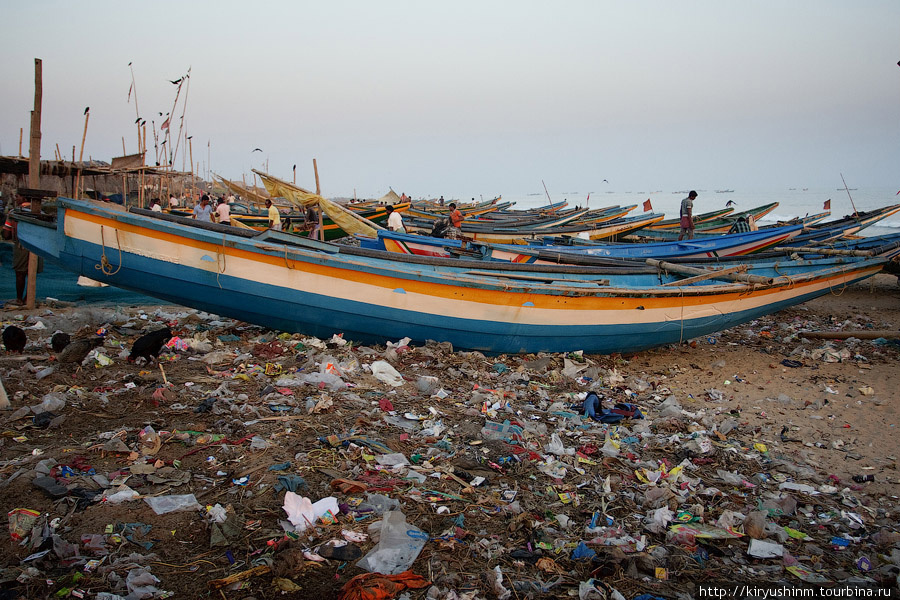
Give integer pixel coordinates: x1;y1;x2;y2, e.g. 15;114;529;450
1;273;898;598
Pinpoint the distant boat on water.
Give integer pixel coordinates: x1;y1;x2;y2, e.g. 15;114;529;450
715;189;734;193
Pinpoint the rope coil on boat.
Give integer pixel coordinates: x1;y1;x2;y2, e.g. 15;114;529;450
95;225;122;276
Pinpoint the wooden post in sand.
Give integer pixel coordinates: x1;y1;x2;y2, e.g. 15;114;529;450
25;59;43;310
313;158;323;241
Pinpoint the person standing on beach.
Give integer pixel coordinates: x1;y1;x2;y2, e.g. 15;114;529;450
305;205;319;238
446;202;463;239
385;205;405;233
678;190;698;240
266;199;282;231
2;196;43;305
215;197;231;226
193;195;214;222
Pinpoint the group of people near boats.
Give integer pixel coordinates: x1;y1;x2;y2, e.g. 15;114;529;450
384;202;462;239
182;194;233;227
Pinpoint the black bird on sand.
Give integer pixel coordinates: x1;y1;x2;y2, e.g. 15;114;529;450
50;332;71;354
128;327;173;363
57;337;104;365
2;326;27;353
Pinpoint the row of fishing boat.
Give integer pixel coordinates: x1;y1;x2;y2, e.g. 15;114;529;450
11;191;898;355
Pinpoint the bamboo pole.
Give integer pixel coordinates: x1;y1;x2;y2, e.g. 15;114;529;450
773;246;875;257
19;128;23;157
189;137;194;202
313;158;323;241
25;58;43;310
74;109;89;200
800;330;898;340
646;258;773;285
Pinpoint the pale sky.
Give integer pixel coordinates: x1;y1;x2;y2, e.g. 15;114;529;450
2;1;898;199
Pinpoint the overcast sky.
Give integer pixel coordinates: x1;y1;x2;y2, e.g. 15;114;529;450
1;1;898;199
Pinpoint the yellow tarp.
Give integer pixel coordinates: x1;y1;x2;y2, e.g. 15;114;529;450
252;169;382;237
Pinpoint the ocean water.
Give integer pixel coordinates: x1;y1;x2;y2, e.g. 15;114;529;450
475;187;900;237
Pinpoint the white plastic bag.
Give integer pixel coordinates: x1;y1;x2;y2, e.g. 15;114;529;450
371;361;404;387
356;511;426;574
282;493;339;532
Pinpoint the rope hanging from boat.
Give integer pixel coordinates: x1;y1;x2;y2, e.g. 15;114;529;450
95;225;122;276
215;234;227;289
283;245;294;270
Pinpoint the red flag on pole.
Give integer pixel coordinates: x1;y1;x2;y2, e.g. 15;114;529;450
643;199;652;212
823;199;831;210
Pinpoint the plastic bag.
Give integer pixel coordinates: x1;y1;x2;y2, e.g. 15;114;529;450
34;392;66;413
139;426;161;456
282;493;339;532
546;433;574;456
371;361;404;387
144;494;201;515
357;511;427;575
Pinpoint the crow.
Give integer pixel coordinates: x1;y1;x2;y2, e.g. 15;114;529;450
128;327;173;363
57;337;104;365
2;326;27;353
50;332;71;353
252;148;263;152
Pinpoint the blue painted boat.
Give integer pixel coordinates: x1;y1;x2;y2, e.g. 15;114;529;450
11;198;885;355
364;224;805;263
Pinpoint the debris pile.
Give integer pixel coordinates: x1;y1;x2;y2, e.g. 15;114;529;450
0;293;898;599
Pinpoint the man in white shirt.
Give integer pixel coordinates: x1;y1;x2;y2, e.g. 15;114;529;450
216;198;231;225
386;205;405;233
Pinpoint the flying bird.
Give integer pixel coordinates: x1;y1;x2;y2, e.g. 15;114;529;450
726;200;736;207
3;326;27;353
128;327;173;364
170;77;183;85
252;148;263;153
50;332;71;354
602;179;609;183
57;337;104;365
